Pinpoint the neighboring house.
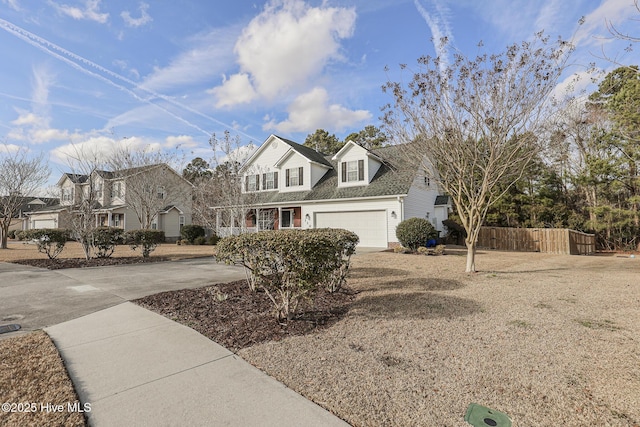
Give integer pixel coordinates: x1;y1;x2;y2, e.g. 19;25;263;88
24;164;193;241
213;135;451;248
0;196;59;233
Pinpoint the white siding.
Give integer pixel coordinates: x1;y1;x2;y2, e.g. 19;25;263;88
368;157;382;182
310;163;330;188
334;142;382;187
279;153;309;192
244;137;292;180
403;177;448;233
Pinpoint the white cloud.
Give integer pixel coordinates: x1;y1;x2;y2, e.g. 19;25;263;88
52;0;109;24
2;0;21;11
209;73;257;108
50;135;161;166
263;87;371;133
573;0;637;47
31;128;71;143
121;2;152;28
12;112;43;126
413;0;454;73
212;0;356;107
140;28;238;93
165;135;198;149
0;143;23;154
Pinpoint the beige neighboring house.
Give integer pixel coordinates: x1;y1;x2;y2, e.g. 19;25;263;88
213;135;451;248
25;164;193;241
2;197;59;233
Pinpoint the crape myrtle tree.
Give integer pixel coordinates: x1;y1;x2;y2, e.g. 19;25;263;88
63;145;111;259
383;32;574;272
0;146;50;249
193;131;265;235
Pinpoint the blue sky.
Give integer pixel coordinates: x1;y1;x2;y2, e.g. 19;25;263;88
0;0;638;173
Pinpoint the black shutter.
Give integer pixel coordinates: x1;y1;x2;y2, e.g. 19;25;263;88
245;176;249;192
358;160;365;181
255;174;260;190
298;167;303;185
341;162;347;182
262;173;266;190
274;172;278;189
286;169;290;187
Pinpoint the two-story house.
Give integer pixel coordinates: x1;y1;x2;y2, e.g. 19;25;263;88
213;135;450;248
25;164;193;241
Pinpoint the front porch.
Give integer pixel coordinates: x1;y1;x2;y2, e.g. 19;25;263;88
215;206;302;237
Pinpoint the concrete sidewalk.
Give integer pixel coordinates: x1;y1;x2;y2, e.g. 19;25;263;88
46;302;349;427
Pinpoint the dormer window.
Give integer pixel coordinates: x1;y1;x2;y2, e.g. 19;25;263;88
341;160;364;183
286;167;303;187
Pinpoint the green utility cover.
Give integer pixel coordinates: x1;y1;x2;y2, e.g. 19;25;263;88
464;403;512;427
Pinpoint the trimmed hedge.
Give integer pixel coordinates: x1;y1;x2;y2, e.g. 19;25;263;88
395;217;438;251
91;227;124;258
180;224;205;244
215;228;359;322
21;228;71;259
125;229;165;258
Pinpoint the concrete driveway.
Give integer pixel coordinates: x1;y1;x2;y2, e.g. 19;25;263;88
0;258;246;339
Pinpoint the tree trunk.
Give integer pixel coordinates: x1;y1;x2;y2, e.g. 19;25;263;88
465;239;476;273
1;232;7;249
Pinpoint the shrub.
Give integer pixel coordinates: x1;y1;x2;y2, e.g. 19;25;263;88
194;236;206;245
16;230;26;241
91;227;124;258
8;229;17;239
180;224;205;244
125;229;165;258
216;228;359;322
21;228;71;259
393;246;410;254
395;217;438;251
417;246;429;255
207;234;220;246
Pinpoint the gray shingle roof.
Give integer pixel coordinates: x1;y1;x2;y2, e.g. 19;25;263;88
248;144;419;205
276;136;334;168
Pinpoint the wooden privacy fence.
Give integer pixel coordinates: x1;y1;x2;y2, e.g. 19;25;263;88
477;227;596;255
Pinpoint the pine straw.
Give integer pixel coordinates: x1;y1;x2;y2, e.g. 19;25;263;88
0;331;85;427
239;250;640;427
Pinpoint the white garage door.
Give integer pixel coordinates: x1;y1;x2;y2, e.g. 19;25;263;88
33;220;55;229
315;210;387;247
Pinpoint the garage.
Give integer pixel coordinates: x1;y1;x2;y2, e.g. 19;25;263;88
314;210;387;247
32;219;56;229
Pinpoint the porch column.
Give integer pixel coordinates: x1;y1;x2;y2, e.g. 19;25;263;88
215;210;220;235
278;207;282;229
256;208;260;231
107;212;112;226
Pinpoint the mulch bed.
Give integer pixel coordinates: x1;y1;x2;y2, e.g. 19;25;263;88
11;256;172;270
134;281;357;352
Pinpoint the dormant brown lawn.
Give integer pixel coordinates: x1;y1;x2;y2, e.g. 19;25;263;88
240;249;640;426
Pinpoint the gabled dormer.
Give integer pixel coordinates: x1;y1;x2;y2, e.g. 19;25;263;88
332;140;383;187
57;173;87;206
241;135;333;193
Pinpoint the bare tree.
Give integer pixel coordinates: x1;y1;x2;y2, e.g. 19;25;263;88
197;131;261;236
0;146;50;249
383;33;574;272
62;145;109;259
109;147;191;230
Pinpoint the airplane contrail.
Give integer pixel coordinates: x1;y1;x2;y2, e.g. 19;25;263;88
0;17;259;142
